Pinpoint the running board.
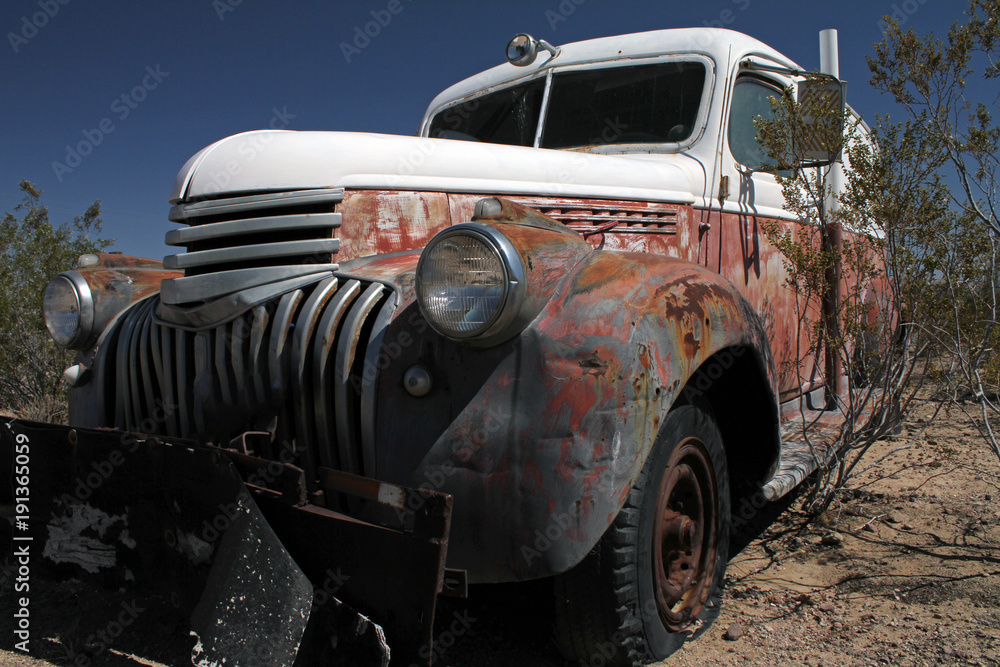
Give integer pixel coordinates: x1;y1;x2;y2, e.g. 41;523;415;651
762;390;882;501
762;410;847;500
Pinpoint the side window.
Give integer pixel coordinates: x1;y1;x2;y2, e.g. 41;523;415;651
728;77;786;171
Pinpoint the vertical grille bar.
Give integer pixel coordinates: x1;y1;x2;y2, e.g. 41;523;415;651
160;325;178;437
230;317;247;412
149;318;163;391
269;289;304;460
192;332;213;436
127;300;153;431
334;283;385;476
360;293;398;478
215;322;234;406
290;276;338;488
268;290;303;403
249;305;270;408
312;279;361;470
248;305;276;460
175;329;191;437
113;305;133;430
138;312;157;426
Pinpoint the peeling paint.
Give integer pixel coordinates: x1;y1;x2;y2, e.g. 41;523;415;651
177;530;214;565
42;502;128;573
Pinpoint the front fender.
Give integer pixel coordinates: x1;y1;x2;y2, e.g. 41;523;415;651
413;250;777;582
66;254;182;426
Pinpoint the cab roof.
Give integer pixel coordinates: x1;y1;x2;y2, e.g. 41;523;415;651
423;28;801;117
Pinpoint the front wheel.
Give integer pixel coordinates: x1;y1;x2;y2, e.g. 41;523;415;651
554;404;730;666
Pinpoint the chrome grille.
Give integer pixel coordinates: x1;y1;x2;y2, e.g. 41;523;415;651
110;277;396;480
164;189;344;307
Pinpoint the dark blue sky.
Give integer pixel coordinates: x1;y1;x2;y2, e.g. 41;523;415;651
1;0;973;260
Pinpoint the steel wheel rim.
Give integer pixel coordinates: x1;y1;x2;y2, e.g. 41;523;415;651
651;438;718;630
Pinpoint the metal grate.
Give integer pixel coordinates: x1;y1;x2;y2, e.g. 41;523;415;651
511;197;679;234
163;189;345;306
109;277;396;481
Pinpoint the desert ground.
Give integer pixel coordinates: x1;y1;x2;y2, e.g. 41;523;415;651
2;397;998;666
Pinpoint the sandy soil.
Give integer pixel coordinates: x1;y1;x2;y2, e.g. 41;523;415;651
2;398;998;666
670;401;1000;667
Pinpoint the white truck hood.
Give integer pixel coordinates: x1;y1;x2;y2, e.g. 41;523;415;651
170;130;700;205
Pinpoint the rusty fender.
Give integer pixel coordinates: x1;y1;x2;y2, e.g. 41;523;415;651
64;254;182;424
68;254;179;327
409;247;778;583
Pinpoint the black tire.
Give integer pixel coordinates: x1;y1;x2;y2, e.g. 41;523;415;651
553;404;730;666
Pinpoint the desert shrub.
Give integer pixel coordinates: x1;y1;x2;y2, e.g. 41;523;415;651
0;180;113;419
754;0;1000;510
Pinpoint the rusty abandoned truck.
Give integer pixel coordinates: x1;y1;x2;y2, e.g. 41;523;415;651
4;27;873;666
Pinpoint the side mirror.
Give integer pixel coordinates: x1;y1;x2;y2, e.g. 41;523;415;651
794;76;846;167
506;33;560;67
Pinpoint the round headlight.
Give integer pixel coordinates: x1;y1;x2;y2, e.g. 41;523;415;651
43;272;94;349
416;224;525;344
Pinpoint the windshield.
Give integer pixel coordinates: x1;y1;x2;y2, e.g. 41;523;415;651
428;60;706;149
429;78;545;147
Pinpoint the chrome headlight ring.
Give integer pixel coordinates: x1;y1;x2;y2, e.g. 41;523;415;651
415;223;528;347
43;271;95;349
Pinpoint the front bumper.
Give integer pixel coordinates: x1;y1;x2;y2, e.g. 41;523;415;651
1;417;452;665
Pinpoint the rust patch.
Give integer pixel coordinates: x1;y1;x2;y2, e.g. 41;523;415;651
77;256;182;337
683;332;700;357
570;252;643;295
337;190;452;262
93;253;168;271
337;251;420;302
636;343;653;372
578;350;608;378
657;279;721;322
